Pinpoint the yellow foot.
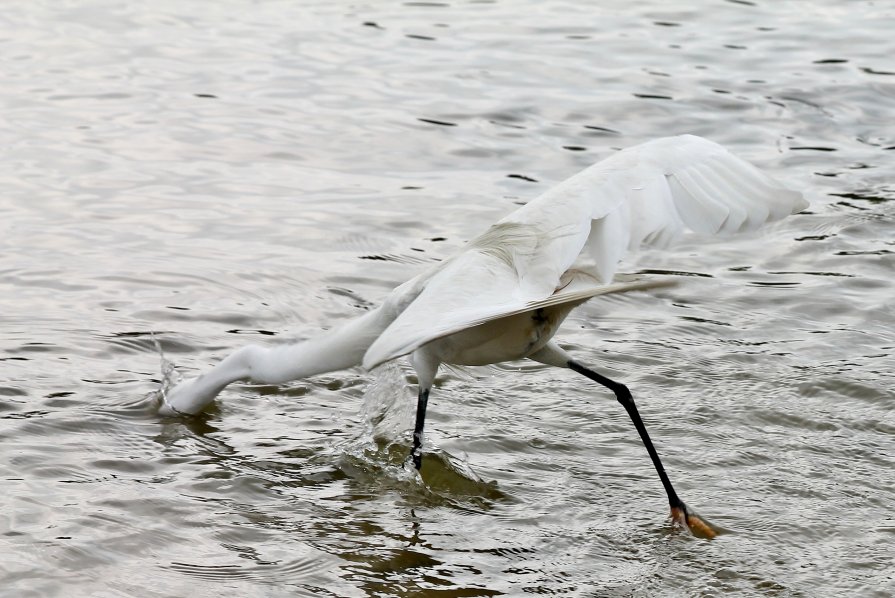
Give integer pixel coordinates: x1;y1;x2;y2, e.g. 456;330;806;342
670;506;718;539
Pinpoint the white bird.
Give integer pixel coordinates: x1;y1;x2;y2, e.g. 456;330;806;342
159;134;807;537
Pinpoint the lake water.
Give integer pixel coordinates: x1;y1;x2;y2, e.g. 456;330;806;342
1;1;893;596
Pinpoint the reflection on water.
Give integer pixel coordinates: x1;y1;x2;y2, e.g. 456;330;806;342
2;0;894;596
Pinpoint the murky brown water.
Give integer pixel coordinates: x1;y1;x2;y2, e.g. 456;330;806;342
2;1;893;596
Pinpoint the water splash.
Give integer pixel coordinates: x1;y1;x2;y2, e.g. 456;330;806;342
331;362;418;482
150;332;183;415
332;362;504;504
359;361;416;444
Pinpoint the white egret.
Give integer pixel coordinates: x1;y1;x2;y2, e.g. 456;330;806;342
159;134;807;537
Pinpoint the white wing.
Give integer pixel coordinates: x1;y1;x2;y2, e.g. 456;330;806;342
503;134;807;283
363;135;807;369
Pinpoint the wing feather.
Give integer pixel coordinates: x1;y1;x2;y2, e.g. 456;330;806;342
363;135;807;368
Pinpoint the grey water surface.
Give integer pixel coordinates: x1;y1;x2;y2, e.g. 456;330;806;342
1;1;893;596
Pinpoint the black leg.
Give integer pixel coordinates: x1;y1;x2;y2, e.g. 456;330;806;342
410;388;430;470
566;360;722;537
568;360;685;512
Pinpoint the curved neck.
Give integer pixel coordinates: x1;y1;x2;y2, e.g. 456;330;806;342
161;307;390;415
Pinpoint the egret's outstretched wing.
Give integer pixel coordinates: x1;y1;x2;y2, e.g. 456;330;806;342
504;134;808;283
363;135;807;369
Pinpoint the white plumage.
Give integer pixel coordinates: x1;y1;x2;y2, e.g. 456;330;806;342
161;133;806;415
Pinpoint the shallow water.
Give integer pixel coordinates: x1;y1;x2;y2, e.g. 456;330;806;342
2;0;894;596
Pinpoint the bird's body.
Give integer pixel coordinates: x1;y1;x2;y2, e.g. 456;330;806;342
158;134;807;537
430;304;568;367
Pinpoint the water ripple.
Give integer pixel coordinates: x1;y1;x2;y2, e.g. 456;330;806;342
2;0;894;595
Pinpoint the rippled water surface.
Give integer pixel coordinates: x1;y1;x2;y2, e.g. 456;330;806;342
2;1;894;596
